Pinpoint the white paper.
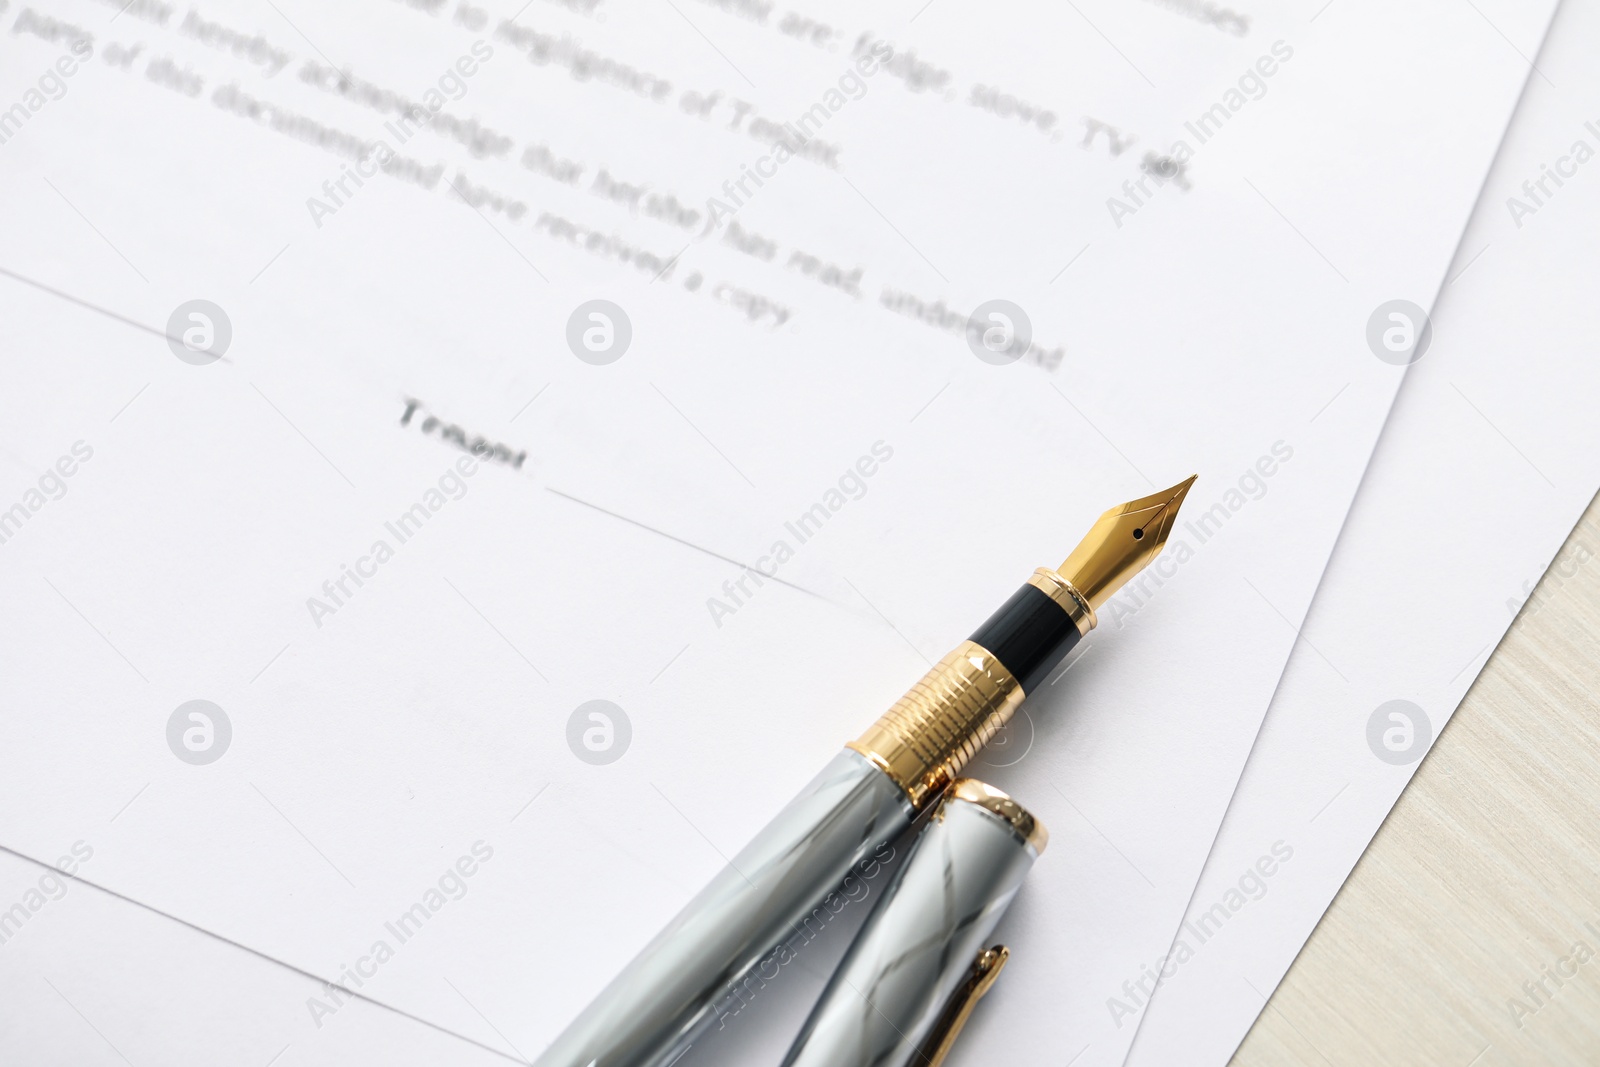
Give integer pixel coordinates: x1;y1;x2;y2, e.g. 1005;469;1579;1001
1124;1;1600;1060
0;0;1555;1063
0;847;512;1065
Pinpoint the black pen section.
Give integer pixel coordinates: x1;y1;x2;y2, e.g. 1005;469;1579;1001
968;583;1082;694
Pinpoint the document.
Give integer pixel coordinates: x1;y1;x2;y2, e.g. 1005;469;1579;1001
1124;0;1600;1061
0;270;927;1050
0;848;511;1066
0;0;1557;1062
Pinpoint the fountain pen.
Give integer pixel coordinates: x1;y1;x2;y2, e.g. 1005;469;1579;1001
533;477;1197;1067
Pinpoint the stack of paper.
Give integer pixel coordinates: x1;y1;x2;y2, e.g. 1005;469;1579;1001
0;0;1591;1063
1127;0;1600;1060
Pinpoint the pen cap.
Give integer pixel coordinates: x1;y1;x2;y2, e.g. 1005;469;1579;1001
780;779;1046;1067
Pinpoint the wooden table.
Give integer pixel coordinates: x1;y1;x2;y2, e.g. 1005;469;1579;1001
1234;499;1600;1066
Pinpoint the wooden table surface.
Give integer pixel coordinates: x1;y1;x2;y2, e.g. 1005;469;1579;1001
1233;497;1600;1066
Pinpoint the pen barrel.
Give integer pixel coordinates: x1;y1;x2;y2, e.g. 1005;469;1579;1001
532;748;914;1067
536;573;1086;1067
780;783;1044;1067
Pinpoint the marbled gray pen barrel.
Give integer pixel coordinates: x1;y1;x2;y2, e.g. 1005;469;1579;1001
531;478;1195;1067
531;749;913;1067
780;780;1045;1067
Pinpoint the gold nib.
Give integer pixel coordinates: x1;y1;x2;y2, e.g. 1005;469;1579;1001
1056;476;1197;610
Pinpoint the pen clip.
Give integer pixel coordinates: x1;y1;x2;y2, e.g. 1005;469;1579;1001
913;944;1010;1067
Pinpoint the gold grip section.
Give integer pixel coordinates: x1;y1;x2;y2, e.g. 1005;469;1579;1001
847;640;1024;809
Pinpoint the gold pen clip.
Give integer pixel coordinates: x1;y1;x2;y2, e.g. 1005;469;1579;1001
913;944;1010;1067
